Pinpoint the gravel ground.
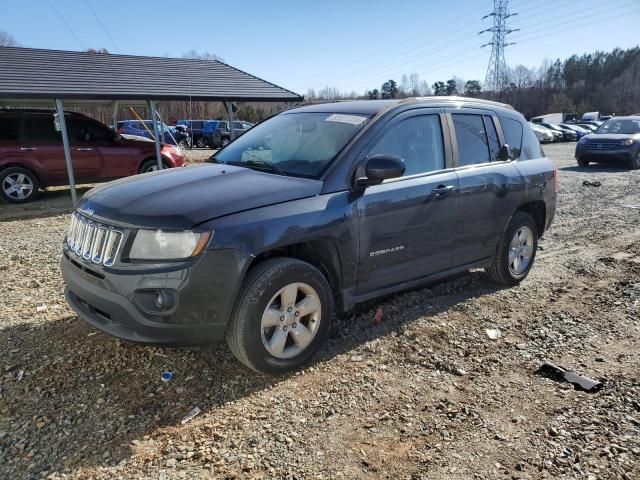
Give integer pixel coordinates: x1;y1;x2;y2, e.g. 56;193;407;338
0;143;639;479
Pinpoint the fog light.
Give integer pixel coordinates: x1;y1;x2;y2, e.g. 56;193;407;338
155;291;165;309
134;289;177;315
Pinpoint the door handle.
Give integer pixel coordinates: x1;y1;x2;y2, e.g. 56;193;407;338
432;185;455;197
20;147;37;151
77;147;93;151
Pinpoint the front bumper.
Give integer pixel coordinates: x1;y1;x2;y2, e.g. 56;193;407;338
575;146;637;163
61;248;251;346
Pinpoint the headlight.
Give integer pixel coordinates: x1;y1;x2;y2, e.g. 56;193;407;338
621;139;635;145
129;229;211;260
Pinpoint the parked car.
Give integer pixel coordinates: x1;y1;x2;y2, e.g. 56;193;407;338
559;123;590;139
581;111;600;122
575;115;640;169
577;123;598;132
0;109;185;204
203;120;254;148
529;123;554;143
117;120;191;149
176;119;217;148
540;122;578;142
60;97;557;374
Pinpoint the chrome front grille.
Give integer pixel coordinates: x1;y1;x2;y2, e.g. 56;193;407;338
584;142;617;150
65;213;124;266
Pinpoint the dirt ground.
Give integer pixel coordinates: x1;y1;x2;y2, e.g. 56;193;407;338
0;143;638;479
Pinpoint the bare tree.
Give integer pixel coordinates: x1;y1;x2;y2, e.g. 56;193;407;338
182;50;224;62
0;31;20;47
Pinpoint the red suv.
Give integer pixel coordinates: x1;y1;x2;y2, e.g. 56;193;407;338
0;109;185;203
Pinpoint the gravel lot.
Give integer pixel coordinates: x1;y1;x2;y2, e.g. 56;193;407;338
1;143;639;479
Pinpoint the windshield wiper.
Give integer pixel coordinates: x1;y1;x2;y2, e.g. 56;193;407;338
243;158;287;176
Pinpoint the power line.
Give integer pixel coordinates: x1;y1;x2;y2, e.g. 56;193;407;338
45;0;85;50
83;0;120;53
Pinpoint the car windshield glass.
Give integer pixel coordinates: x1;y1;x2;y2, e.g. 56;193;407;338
595;119;640;135
212;112;370;178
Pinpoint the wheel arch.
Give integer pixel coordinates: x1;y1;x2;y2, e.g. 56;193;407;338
516;200;546;237
243;239;345;311
0;162;43;187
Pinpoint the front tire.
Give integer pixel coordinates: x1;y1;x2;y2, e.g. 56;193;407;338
577;157;590;167
629;153;640;170
220;137;230;148
0;167;39;204
226;258;334;374
486;212;538;286
139;159;167;173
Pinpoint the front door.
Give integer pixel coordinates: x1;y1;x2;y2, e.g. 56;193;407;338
355;110;459;295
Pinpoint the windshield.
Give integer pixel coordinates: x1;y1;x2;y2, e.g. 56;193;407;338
212;112;371;178
595;118;640;135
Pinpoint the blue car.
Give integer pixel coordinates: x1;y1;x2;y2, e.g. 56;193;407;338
117;120;191;148
176;119;218;148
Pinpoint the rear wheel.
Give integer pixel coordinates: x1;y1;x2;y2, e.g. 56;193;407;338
196;137;206;148
629;153;640;170
0;167;39;204
486;212;538;286
220;137;230;148
577;157;590;167
139;159;167;173
226;258;333;374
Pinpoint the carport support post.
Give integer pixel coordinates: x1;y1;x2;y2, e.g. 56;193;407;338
112;100;119;131
225;101;235;141
147;100;163;170
54;99;77;205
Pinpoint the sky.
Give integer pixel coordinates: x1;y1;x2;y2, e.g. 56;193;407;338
2;0;639;96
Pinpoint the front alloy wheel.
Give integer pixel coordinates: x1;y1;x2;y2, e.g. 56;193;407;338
261;282;322;359
226;258;333;374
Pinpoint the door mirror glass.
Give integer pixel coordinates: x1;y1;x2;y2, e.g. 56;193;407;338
356;154;406;187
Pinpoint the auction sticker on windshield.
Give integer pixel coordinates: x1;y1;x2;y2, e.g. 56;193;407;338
325;114;368;126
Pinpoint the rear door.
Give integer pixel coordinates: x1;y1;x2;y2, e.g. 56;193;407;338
356;109;459;294
447;109;523;266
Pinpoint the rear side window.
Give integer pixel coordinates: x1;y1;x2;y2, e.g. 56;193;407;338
23;116;60;143
522;123;545;159
499;117;523;159
0;117;19;141
452;114;490;166
369;114;445;176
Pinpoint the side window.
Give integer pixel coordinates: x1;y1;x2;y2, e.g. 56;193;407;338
522;124;544;160
452;114;490;166
69;119;112;144
0;117;19;141
484;116;501;161
23;116;60;143
369;114;445;177
499;117;523;159
192;121;202;129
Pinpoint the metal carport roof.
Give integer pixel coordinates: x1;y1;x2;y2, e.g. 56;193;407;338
0;47;302;102
0;46;302;204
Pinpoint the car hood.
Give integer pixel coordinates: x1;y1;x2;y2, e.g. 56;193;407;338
583;133;640;142
79;163;323;229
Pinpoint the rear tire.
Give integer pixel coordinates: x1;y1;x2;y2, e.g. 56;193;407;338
0;167;39;204
486;212;538;286
139;159;167;173
220;138;230;148
226;258;334;374
577;157;590;167
196;137;206;148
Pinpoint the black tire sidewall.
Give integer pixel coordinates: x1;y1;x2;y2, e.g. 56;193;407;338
230;259;333;374
501;213;538;282
139;160;166;173
630;153;640;170
0;167;39;204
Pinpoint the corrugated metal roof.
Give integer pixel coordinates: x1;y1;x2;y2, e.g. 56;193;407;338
0;47;302;102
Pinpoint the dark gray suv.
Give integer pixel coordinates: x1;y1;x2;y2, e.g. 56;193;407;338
60;97;557;374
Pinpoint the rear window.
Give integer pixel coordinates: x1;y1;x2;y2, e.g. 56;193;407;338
499;117;523;159
0;117;19;141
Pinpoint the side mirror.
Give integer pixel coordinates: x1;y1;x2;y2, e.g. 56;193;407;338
355;154;405;188
499;144;512;161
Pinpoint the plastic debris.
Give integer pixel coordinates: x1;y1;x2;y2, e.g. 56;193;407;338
486;328;502;340
160;371;173;382
536;361;603;392
582;180;602;187
181;406;201;425
623;204;640;209
374;307;384;325
15;370;24;381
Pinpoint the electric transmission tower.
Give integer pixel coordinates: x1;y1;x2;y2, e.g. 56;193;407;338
479;0;519;92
